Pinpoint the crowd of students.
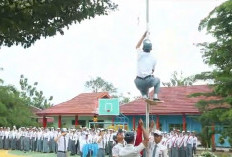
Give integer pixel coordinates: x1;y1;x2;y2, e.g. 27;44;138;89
0;121;198;157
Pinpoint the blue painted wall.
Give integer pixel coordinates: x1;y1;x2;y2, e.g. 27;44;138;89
125;115;201;133
118;115;230;148
215;134;231;148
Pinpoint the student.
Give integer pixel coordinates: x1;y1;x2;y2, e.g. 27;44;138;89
147;130;168;157
55;128;69;157
119;119;149;157
112;129;124;157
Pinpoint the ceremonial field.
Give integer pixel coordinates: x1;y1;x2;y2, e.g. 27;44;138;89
1;150;232;157
0;150;74;157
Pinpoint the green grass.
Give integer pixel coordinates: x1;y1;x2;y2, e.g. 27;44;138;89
8;150;80;157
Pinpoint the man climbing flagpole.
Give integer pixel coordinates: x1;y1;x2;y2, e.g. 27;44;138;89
134;0;163;130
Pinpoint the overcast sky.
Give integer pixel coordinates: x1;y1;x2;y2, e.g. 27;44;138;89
0;0;225;104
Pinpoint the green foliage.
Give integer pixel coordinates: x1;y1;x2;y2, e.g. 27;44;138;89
85;76;131;104
19;75;53;109
218;136;225;145
162;71;195;87
195;0;232;148
198;126;213;149
0;83;38;127
0;0;118;48
199;151;217;157
85;76;117;94
112;93;130;104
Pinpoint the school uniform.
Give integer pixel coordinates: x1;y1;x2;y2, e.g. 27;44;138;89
186;136;193;157
50;131;56;153
192;136;197;155
178;135;186;157
24;131;30;152
70;132;77;155
0;130;4;149
107;132;114;157
171;135;179;157
97;135;106;157
42;131;50;153
57;135;69;157
112;143;124;157
4;131;10;150
147;142;168;157
119;142;145;157
10;130;17;150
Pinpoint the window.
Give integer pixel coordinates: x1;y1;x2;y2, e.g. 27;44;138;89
71;120;86;127
72;120;75;125
89;120;104;128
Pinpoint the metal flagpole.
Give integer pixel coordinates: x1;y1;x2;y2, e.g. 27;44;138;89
146;103;150;130
146;0;150;38
145;0;150;131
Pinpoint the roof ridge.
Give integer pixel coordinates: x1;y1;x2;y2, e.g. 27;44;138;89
160;84;209;89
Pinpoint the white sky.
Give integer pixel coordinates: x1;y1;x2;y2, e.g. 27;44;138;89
0;0;225;104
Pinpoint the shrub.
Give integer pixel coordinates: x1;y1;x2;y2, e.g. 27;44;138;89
199;151;217;157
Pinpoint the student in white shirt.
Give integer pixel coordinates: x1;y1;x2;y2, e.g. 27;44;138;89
112;129;124;157
147;130;168;157
119;119;149;157
97;129;106;157
55;128;69;157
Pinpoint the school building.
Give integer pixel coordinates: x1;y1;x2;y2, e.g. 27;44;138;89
36;85;231;147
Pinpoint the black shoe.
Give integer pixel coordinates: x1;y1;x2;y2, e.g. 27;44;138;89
153;98;160;101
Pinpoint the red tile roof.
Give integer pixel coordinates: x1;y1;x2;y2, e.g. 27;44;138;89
37;92;110;116
30;105;41;117
120;85;221;115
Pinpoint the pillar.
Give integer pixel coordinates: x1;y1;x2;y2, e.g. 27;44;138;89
183;114;186;131
75;115;78;127
156;115;160;130
58;115;61;128
43;116;47;128
112;117;114;126
133;116;135;130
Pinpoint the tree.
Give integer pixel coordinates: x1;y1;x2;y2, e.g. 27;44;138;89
112;92;131;105
85;76;117;94
0;68;3;84
0;84;38;127
162;71;195;87
194;0;232;147
0;0;118;48
19;75;53;109
85;77;132;104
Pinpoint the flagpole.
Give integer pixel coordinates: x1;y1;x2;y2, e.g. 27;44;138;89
146;0;150;38
146;0;150;131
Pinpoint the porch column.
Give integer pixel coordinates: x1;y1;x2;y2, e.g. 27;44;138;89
112;116;115;126
43;116;47;128
156;115;160;130
133;116;135;130
58;115;62;128
75;115;79;127
183;114;186;131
